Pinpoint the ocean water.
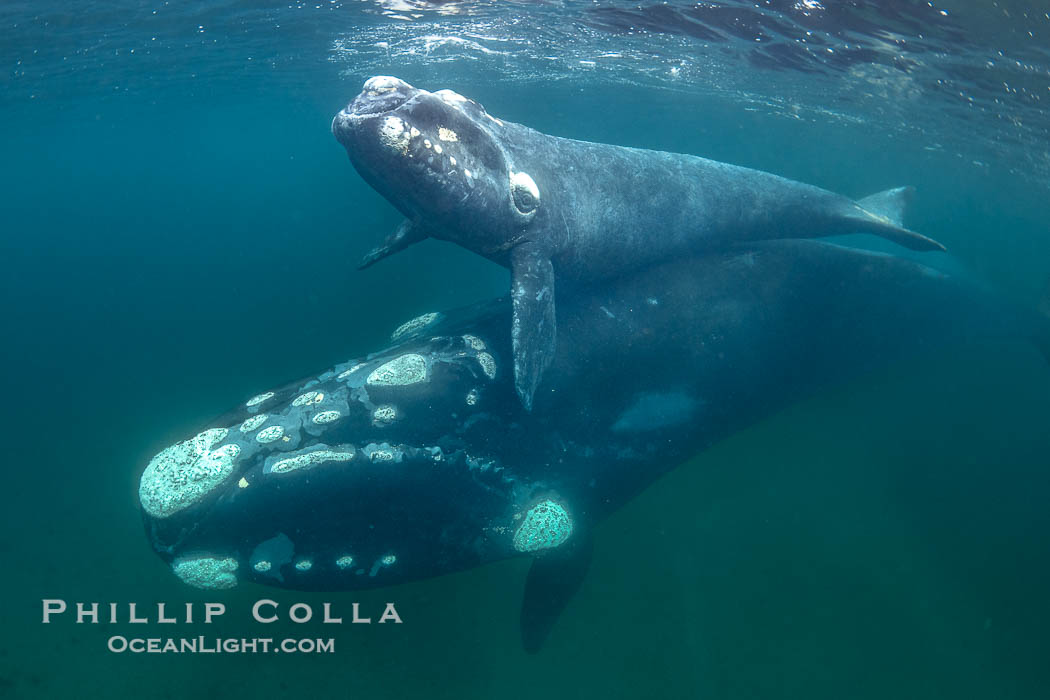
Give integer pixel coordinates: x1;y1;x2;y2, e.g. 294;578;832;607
3;2;1050;698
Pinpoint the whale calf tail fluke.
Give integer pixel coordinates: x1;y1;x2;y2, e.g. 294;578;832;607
858;186;914;227
849;186;947;252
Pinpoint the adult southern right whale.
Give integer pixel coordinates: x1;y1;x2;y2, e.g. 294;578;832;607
332;76;947;410
139;240;1047;652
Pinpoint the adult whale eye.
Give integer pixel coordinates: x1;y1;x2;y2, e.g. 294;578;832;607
509;171;540;215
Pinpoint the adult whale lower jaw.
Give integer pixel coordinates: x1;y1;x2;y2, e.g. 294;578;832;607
333;76;948;411
139;240;1049;650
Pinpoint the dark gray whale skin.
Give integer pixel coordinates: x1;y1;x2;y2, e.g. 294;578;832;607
140;241;1048;649
331;76;946;409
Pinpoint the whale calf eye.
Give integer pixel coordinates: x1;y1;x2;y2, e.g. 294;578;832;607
510;171;540;214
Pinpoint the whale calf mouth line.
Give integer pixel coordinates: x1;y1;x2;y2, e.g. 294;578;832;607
333;76;947;413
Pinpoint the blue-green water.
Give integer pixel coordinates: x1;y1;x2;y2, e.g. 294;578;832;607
3;2;1050;698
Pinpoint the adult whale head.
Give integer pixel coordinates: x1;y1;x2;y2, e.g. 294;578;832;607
333;76;948;412
140;241;1049;651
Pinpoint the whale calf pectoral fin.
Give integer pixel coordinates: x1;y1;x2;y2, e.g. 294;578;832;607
510;243;557;411
358;219;428;270
847;187;946;252
520;532;593;653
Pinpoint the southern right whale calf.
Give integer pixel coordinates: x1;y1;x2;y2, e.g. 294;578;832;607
332;76;947;409
139;239;1047;651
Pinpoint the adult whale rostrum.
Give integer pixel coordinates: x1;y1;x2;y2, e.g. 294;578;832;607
332;76;947;409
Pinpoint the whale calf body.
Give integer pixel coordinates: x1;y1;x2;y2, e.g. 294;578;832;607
332;76;946;409
139;239;1047;650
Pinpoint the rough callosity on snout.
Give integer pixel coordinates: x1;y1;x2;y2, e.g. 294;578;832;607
139;429;239;519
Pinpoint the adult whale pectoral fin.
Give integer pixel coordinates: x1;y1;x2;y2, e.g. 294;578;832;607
358;219;428;270
519;532;593;653
510;242;556;411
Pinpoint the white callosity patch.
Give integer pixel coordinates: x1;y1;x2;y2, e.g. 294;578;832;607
367;354;428;386
338;363;365;380
363;76;404;95
250;533;294;579
336;555;355;569
370;554;397;577
294;559;313;572
364;76;406;93
363;443;400;463
465;389;480;406
292;391;321;407
172;556;239;590
462;334;486;351
436;89;468;104
512;500;574;553
139;428;240;519
438;127;458;142
270;449;355;475
313;410;341;425
246;392;274;408
372;405;397;425
239;414;268;433
477;352;497;380
256;425;284;444
390;312;441;342
378;115;410;154
433;143;443;154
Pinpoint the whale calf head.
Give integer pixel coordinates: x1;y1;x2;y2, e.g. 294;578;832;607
333;76;538;259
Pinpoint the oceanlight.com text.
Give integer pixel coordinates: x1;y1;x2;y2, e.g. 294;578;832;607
107;636;335;654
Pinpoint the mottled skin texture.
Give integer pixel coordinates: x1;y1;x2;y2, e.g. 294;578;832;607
142;241;1047;597
331;76;946;408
